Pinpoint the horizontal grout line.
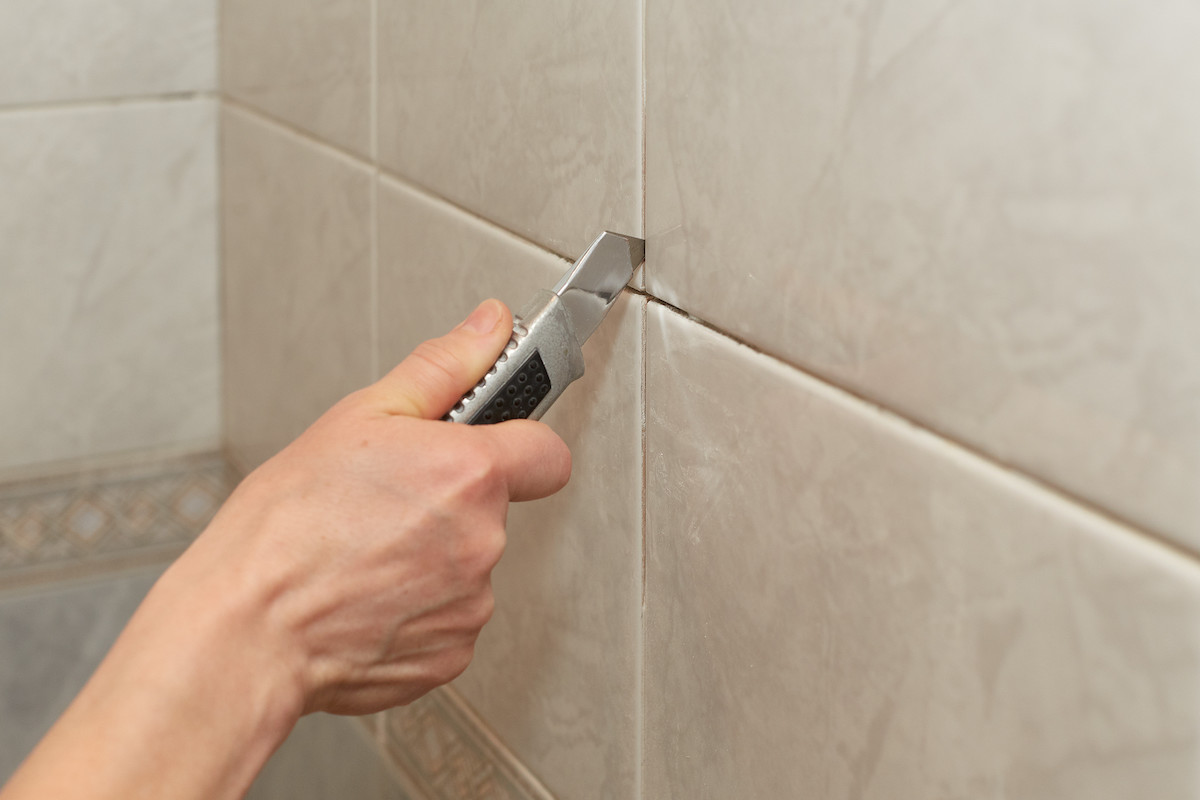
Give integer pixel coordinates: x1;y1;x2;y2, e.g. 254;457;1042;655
634;289;1200;576
0;441;223;488
220;95;373;171
219;95;578;262
375;170;576;262
0;548;186;597
0;90;217;115
220;94;1200;573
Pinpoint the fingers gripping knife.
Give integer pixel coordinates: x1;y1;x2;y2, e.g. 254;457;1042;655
445;231;645;425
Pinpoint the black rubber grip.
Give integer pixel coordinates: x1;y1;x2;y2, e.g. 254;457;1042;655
467;350;552;425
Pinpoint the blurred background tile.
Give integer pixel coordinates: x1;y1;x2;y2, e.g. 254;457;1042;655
221;0;371;156
376;0;642;258
247;715;409;800
0;0;215;105
0;100;219;473
221;107;372;472
0;570;160;781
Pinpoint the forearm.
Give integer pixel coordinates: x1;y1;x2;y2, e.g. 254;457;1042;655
0;557;303;800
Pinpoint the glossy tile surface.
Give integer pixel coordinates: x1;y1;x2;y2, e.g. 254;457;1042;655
222;108;373;471
0;0;215;105
247;715;408;800
221;0;370;156
645;304;1200;799
377;0;642;258
377;178;642;799
0;101;219;472
646;0;1200;544
0;570;159;781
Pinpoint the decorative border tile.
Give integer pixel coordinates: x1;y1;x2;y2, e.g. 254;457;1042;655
0;452;236;588
382;687;555;800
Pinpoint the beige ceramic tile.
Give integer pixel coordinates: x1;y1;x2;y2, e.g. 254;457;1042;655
0;569;160;781
646;0;1200;545
0;0;215;105
377;178;642;799
645;304;1200;799
221;107;373;471
376;0;642;258
221;0;371;156
0;100;219;472
247;714;408;800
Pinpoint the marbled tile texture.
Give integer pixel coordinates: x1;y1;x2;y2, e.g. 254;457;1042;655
0;0;215;106
647;0;1200;546
0;101;219;472
221;107;373;472
645;305;1200;799
377;179;642;799
221;0;371;156
377;0;642;257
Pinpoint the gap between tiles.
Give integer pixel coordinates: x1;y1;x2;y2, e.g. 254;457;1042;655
0;90;217;116
220;96;373;174
636;290;649;800
369;0;379;165
639;291;1200;579
369;171;381;380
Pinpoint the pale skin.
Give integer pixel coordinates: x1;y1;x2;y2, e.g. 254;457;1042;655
0;299;571;800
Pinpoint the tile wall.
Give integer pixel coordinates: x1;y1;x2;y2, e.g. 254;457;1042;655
221;1;1200;798
0;3;220;477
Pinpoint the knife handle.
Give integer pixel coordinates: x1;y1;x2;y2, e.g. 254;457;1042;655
444;290;586;425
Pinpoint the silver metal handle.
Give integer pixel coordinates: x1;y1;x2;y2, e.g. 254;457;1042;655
444;291;585;425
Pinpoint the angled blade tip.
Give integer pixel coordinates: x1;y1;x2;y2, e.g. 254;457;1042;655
600;230;645;271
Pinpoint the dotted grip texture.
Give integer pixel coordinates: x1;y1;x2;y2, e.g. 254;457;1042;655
466;350;552;425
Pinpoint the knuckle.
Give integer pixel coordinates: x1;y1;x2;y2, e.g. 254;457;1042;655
452;442;503;500
476;591;496;628
443;643;476;682
479;525;507;572
459;524;506;581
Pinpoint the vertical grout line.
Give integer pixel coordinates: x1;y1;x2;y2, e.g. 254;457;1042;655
368;0;381;379
637;0;649;291
637;302;649;800
636;4;649;795
370;0;378;165
214;97;229;458
370;175;380;379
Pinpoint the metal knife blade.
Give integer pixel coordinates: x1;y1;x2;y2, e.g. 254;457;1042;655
552;231;645;343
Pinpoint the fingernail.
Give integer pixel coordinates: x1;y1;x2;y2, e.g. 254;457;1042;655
463;299;502;334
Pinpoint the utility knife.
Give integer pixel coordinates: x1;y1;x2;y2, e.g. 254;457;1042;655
445;231;645;425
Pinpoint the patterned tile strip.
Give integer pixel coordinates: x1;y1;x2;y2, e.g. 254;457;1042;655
382;687;556;800
0;453;237;588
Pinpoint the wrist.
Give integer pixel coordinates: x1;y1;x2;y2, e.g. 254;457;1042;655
149;535;308;751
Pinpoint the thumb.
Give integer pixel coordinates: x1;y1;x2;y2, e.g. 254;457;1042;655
370;299;513;419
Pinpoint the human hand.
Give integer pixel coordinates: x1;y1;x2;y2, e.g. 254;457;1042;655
159;298;572;716
0;299;571;800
